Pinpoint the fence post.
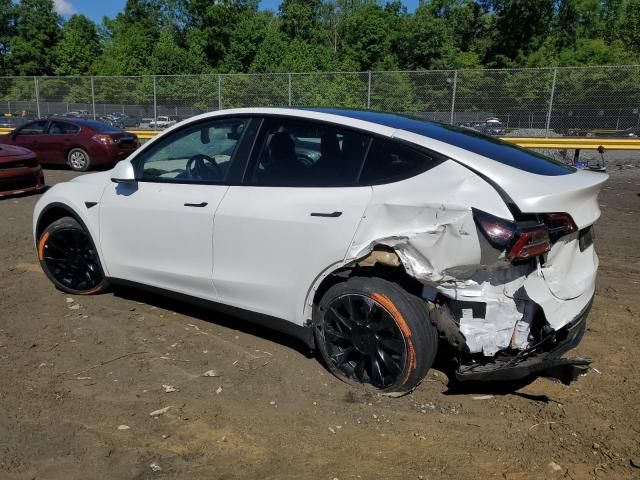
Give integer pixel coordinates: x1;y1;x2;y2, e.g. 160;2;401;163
153;75;157;125
33;76;41;118
218;75;222;110
288;73;292;106
90;76;96;120
366;71;372;109
450;70;458;125
545;67;557;137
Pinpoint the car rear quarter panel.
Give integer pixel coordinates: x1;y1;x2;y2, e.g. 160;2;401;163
301;159;512;322
347;160;512;282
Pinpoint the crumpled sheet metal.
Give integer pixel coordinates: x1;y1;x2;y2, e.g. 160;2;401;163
347;161;510;283
437;265;536;355
350;206;480;283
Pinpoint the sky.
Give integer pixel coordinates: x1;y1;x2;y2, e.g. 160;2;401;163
53;0;420;23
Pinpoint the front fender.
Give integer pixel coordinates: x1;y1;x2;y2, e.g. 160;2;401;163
33;181;109;275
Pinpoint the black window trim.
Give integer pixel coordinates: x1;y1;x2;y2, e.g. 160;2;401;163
240;114;448;188
131;115;259;186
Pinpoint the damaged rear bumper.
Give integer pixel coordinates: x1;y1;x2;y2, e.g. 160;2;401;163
455;297;593;385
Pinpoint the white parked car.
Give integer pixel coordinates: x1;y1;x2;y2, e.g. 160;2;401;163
33;108;607;395
149;116;177;129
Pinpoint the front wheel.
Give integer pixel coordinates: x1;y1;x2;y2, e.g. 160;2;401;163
37;216;109;295
314;276;438;396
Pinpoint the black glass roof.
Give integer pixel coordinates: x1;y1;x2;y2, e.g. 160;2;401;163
305;108;575;176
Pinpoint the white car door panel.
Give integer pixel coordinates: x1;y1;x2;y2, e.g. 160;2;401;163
98;116;251;301
100;182;225;300
212;186;372;324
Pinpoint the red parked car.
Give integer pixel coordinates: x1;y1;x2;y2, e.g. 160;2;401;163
0;118;139;171
0;144;45;197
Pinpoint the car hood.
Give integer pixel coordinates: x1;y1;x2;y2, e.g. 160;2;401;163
0;143;35;161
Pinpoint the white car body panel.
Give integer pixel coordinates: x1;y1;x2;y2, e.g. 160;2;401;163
33;107;607;361
213;185;372;324
99;181;227;301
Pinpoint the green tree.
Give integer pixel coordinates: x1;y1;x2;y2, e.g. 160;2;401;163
0;0;15;75
7;0;61;75
94;0;163;75
616;0;640;51
340;3;394;70
54;15;101;75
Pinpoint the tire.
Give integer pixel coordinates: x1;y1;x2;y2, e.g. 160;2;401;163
314;276;438;396
37;216;109;295
68;148;91;171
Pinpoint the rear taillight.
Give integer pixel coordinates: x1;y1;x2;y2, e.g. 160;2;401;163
474;212;516;249
544;213;577;241
507;226;551;260
474;209;552;261
91;134;114;145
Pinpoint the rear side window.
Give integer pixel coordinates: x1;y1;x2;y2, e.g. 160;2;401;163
49;121;80;134
250;119;370;187
359;139;441;185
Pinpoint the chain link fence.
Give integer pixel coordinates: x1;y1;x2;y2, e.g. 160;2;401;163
1;65;639;136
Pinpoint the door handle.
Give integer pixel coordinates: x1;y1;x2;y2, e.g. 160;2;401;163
310;211;342;218
184;202;208;207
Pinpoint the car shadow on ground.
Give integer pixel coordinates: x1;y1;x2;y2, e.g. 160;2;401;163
110;284;316;359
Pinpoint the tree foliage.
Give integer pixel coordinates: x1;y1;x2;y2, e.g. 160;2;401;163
0;0;638;77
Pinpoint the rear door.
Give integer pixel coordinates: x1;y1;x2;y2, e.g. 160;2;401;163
45;120;81;164
212;117;372;324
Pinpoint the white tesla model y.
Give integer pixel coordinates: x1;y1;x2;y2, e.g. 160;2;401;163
33;108;607;395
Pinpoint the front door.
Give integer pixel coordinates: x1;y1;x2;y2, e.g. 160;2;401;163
99;116;254;301
213;117;373;324
11;120;49;159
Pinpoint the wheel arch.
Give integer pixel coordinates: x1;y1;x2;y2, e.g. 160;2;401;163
303;245;425;325
36;202;85;241
35;201;108;277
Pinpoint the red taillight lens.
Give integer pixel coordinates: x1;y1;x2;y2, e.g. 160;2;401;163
474;209;552;261
544;213;577;241
478;217;515;245
91;134;114;145
507;226;551;260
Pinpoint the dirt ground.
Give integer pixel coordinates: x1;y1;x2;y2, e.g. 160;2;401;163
0;163;639;480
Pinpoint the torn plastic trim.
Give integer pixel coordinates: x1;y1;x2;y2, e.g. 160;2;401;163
455;296;593;385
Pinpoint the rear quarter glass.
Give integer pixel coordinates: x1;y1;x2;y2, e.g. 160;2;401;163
307;109;575;176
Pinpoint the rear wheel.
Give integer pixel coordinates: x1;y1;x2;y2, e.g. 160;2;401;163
37;216;109;295
68;148;91;171
314;276;438;396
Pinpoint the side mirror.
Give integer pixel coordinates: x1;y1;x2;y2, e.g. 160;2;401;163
110;160;136;184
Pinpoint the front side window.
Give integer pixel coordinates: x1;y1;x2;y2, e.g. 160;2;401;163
250;118;370;187
18;120;48;135
49;121;80;135
359;139;441;185
136;118;247;183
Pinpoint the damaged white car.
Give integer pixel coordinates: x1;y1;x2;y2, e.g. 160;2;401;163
33;108;607;395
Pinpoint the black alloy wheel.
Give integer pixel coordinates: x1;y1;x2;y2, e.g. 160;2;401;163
38;216;109;295
315;276;438;395
320;293;406;389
